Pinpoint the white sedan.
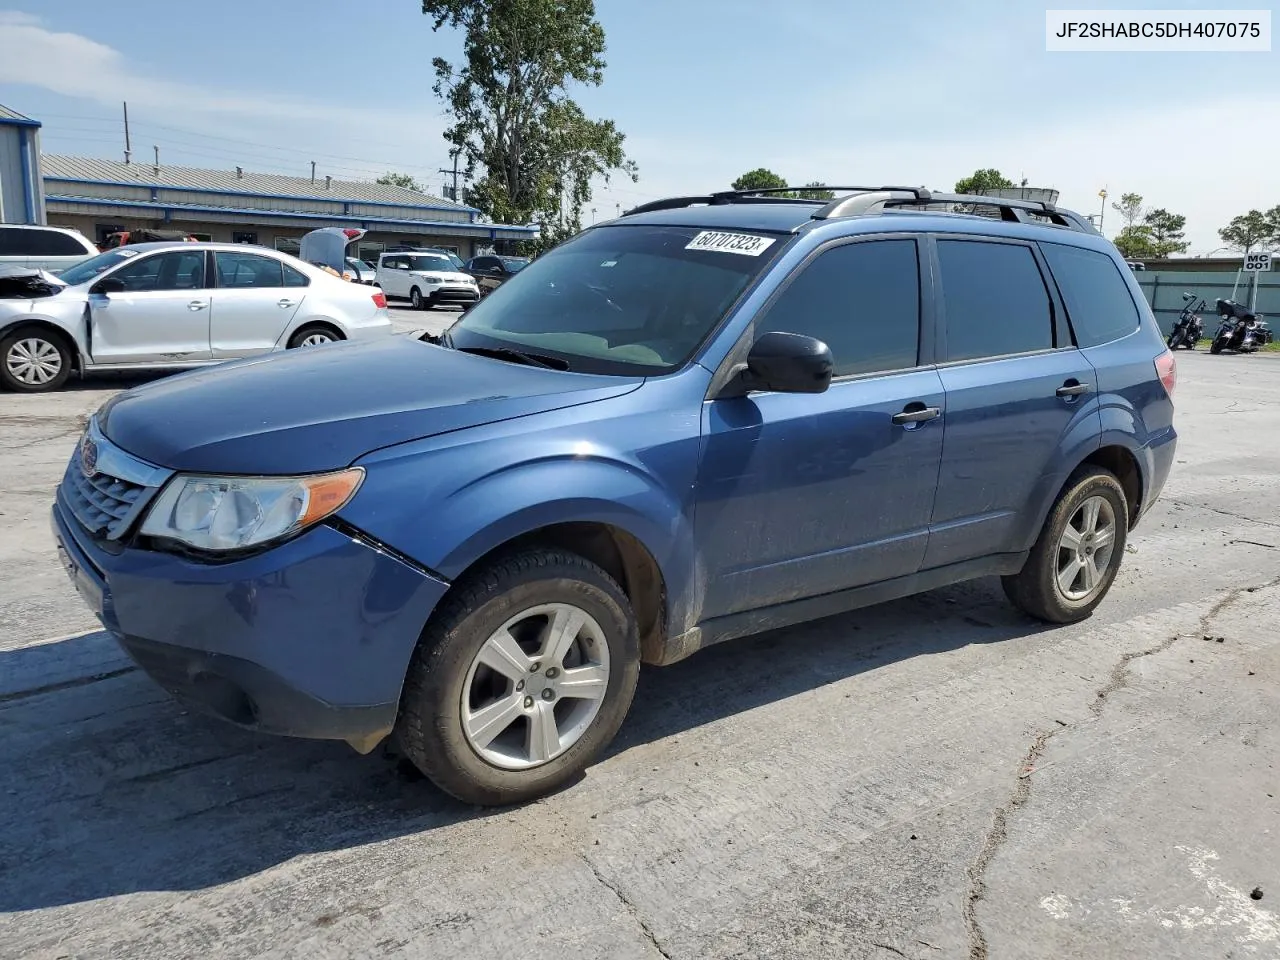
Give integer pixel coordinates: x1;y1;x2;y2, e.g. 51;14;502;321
0;242;393;392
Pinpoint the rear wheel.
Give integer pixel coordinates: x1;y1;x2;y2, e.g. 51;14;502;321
286;325;342;349
397;549;640;806
1;326;72;392
1002;466;1128;624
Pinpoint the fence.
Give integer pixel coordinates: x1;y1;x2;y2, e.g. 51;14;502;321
1134;270;1277;335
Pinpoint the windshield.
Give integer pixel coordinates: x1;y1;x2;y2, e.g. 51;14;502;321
408;254;455;272
501;258;529;272
57;249;139;285
447;224;788;375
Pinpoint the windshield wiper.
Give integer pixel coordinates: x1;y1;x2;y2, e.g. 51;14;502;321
451;344;568;370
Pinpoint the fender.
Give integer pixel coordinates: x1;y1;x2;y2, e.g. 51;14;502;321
342;386;708;643
1008;396;1102;553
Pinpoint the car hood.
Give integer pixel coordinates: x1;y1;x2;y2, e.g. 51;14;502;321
99;336;643;474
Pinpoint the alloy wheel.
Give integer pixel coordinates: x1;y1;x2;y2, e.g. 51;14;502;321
299;332;334;347
1055;495;1117;601
460;602;610;770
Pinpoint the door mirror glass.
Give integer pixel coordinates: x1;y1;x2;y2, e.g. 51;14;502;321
92;277;126;295
737;331;833;395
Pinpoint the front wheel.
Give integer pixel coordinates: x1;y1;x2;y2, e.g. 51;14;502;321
397;549;641;806
1;326;73;392
410;287;430;310
1002;466;1129;624
1210;339;1224;354
1167;331;1183;350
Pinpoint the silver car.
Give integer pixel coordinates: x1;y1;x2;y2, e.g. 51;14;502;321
0;242;393;392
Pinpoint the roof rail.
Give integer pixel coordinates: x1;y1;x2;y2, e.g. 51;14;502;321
623;186;1097;235
623;186;932;218
814;189;1096;234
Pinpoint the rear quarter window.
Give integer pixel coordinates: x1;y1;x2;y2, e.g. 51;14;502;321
1041;243;1142;347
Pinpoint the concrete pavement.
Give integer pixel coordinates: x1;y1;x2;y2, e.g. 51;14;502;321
0;351;1277;960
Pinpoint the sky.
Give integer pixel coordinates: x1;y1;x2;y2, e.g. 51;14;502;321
0;1;1276;253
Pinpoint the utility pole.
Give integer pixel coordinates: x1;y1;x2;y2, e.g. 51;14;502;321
122;101;131;164
310;161;316;183
1097;187;1108;234
438;150;460;201
591;208;597;224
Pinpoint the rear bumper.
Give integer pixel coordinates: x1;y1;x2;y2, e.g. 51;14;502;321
51;498;449;750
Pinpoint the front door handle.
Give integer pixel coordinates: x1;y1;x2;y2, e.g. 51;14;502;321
187;300;208;311
277;299;295;308
1056;380;1090;398
891;404;942;425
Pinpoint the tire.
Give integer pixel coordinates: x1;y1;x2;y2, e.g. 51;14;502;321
1209;339;1224;355
286;325;342;349
409;287;429;310
1001;466;1129;624
1166;332;1182;350
1;325;73;393
397;548;641;806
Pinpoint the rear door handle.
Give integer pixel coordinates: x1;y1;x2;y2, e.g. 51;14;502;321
891;404;941;425
188;300;208;311
277;299;295;308
1056;381;1090;397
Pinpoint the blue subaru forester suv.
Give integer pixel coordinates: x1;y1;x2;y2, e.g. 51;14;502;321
52;186;1176;805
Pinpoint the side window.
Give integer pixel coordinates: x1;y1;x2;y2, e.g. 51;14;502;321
282;263;310;288
1040;243;1142;347
23;230;89;256
215;251;285;288
107;251;207;291
936;240;1053;362
757;239;921;377
0;228;19;256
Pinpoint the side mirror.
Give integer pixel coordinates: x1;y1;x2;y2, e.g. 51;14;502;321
723;331;833;397
92;277;126;295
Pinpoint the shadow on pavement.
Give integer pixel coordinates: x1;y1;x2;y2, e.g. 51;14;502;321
0;577;1045;912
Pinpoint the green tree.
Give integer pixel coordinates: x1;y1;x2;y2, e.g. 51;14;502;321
1111;192;1146;231
953;168;1015;195
1143;208;1189;257
1113;225;1156;260
422;0;637;238
731;168;789;192
376;171;425;191
1219;209;1273;253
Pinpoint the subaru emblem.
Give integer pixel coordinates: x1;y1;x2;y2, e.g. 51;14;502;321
80;436;98;478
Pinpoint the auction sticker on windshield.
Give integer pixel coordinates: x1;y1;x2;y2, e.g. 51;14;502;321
685;231;776;256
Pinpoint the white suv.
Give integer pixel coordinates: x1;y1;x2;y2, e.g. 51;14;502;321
0;225;98;274
376;251;478;310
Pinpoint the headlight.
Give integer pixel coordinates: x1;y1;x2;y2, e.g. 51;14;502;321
139;468;363;553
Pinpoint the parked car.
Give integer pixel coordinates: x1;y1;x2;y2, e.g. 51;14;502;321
376;251;478;309
0;224;98;274
465;254;530;295
0;242;391;392
345;258;378;284
50;185;1176;806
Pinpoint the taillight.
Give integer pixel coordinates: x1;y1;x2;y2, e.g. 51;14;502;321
1155;350;1176;399
372;291;387;310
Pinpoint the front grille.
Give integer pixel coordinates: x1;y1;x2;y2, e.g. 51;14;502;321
62;449;146;539
58;420;171;541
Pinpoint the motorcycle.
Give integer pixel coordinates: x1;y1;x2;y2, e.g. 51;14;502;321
1209;298;1272;354
1166;292;1206;350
